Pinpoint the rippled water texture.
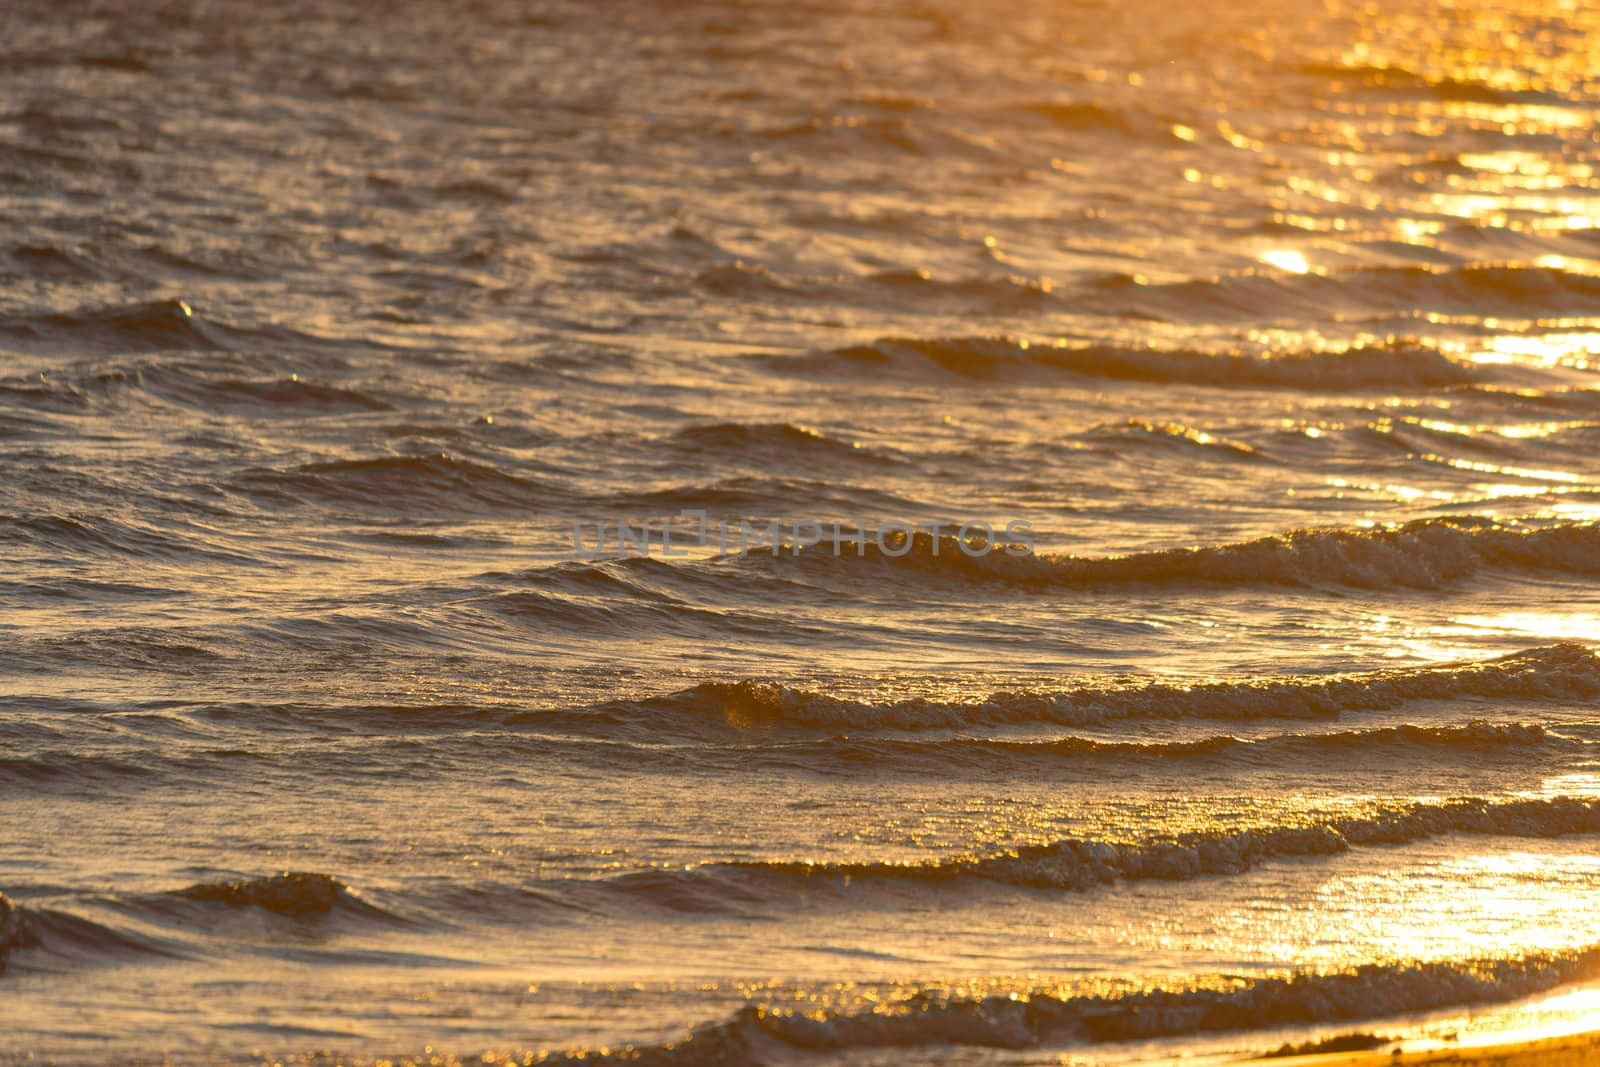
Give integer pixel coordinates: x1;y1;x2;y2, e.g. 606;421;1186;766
4;0;1600;1062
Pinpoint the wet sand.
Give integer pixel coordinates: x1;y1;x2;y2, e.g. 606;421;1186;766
1248;1029;1600;1067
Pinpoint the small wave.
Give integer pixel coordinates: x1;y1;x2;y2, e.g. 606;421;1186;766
781;336;1475;389
230;454;558;513
601;475;916;517
80;51;159;74
860;270;1061;307
0;139;141;183
670;422;877;462
193;647;1599;740
693;260;797;297
765;720;1561;774
0;513;251;563
0;894;38;967
0;753;156;789
305;70;421;103
1018;100;1185;144
3;240;255;285
433;178;518;204
624;643;1599;732
0;892;181;975
747;113;985;158
9;625;228;678
756;115;915;144
530;948;1600;1060
1460;385;1600;421
1299;62;1574;106
142;367;395;415
1026;100;1138;131
460;556;830;639
0;299;220;352
164;872;398;921
474;585;794;641
838;93;935;113
697;264;1059;310
1;358;394;417
1104;265;1600;322
781;518;1600;591
655;795;1600;896
0;409;67;438
1076;418;1259;458
0;300;351;356
4;242;99;280
1042;518;1600;589
571;797;1600;924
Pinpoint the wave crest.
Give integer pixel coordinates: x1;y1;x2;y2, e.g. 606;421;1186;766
638;643;1600;732
171;872;391;920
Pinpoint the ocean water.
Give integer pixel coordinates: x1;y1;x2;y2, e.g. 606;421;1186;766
4;0;1600;1061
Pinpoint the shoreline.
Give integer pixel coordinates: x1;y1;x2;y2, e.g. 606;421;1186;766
1241;1029;1600;1066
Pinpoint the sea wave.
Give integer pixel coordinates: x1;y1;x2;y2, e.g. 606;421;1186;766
0;892;182;975
0;299;338;355
143;365;395;415
0;752;158;789
615;643;1599;732
776;336;1476;389
1075;418;1261;458
779;518;1600;591
600;795;1600;905
669;422;883;464
0;874;400;976
528;948;1600;1061
1024;99;1147;134
1299;61;1578;107
0;356;394;416
1101;264;1600;322
161;872;399;921
0;513;253;563
758;720;1564;774
75;645;1593;740
229;454;561;513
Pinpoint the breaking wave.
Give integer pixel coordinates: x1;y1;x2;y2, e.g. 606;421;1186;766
529;948;1600;1061
601;795;1600;905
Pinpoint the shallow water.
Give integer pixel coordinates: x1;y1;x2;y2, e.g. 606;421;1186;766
4;0;1600;1061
